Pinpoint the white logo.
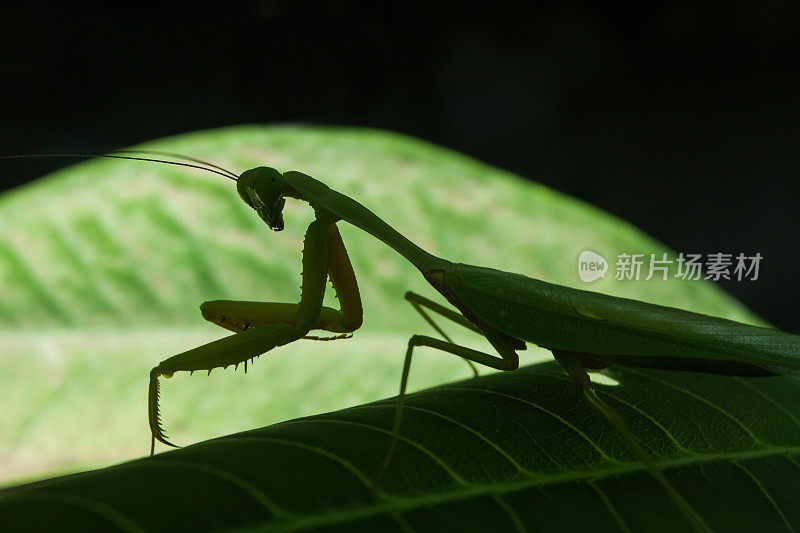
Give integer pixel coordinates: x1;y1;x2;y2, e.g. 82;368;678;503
578;250;608;282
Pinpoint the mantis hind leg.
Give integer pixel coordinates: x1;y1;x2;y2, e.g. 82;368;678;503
372;333;519;495
552;350;709;533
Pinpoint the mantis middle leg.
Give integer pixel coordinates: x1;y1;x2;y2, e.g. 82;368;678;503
405;291;480;377
372;303;520;494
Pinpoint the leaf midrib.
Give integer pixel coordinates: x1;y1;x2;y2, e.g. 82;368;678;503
6;444;797;532
259;444;800;531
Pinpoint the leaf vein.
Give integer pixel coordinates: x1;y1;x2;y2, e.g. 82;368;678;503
492;493;527;533
589;481;631;533
145;459;293;519
439;386;620;463
624;368;766;446
218;436;372;487
733;460;794;532
289;417;468;484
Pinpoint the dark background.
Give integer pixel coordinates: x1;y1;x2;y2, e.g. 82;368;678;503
1;2;798;329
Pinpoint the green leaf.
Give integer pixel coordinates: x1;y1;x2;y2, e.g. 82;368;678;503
0;125;760;486
2;361;799;531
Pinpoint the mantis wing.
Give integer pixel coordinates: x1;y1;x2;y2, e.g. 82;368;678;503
446;264;800;374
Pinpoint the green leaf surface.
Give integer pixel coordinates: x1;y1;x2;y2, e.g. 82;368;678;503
0;125;759;486
2;361;799;531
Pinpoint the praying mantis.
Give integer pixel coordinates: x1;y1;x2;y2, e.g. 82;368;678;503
4;151;799;532
143;158;798;531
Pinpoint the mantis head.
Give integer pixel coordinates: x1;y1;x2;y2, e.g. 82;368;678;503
237;167;287;231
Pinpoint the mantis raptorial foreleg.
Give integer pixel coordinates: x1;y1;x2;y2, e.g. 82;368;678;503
200;223;361;341
149;323;296;451
149;216;364;453
201;301;357;335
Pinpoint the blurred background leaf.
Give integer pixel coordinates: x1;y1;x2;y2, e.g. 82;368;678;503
0;125;758;486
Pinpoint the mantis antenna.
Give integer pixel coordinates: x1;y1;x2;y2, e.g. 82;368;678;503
0;152;239;181
110;149;240;180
